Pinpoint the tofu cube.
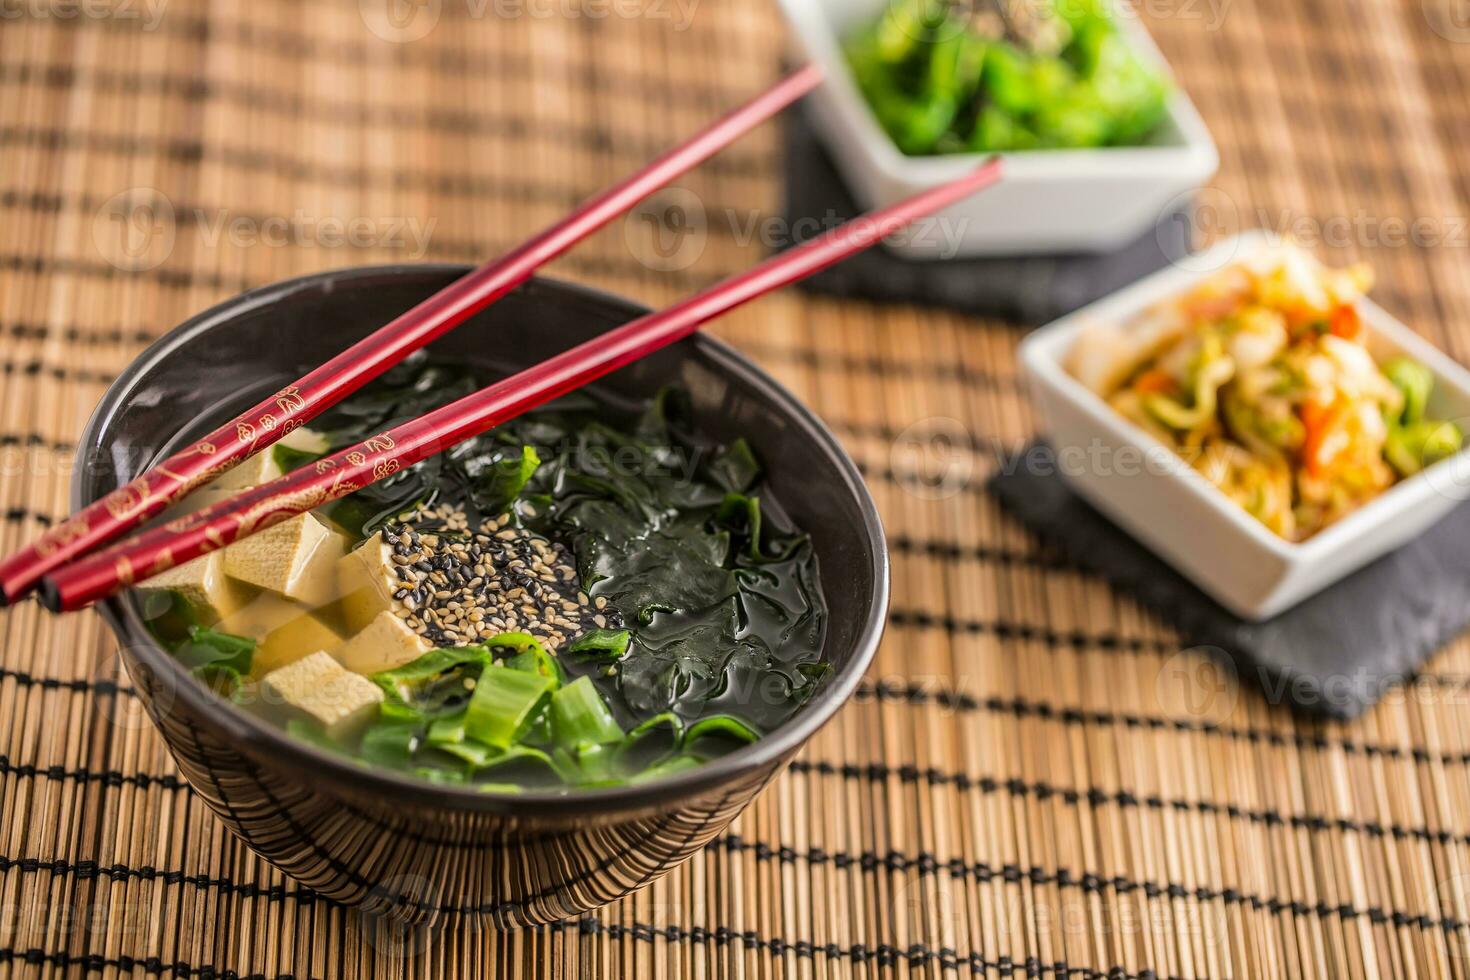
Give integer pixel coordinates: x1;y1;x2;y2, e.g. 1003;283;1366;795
223;512;342;599
209;451;283;493
253;610;345;676
334;610;430;675
174;482;244;517
138;550;249;624
262;650;383;738
279;427;330;454
287;531;349;606
218;591;312;637
208;427;327;492
334;535;401;634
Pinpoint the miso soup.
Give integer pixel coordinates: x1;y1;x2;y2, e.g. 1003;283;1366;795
136;354;828;791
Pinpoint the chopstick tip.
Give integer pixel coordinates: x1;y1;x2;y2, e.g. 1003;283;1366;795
34;578;62;614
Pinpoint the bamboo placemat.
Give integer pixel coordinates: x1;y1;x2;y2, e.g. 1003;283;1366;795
3;0;1470;976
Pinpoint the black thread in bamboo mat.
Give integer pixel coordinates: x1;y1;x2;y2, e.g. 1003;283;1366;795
2;0;1470;977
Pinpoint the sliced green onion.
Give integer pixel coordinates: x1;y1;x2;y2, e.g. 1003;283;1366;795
465;666;555;749
434;739;499;768
425;710;467;746
522;705;554;747
483;632;546;656
551;676;623;748
369;645;491;703
473;744;567;786
682;715;760;755
613;711;683;775
629;753;704;784
477;782;524;795
414;766;469;785
556;741;618;785
359;720;421;770
378;700;426;724
505;642;566;688
566;629;632;660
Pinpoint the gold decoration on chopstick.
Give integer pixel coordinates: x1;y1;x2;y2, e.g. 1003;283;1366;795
113;554;136;588
102;479;153;520
34;516;91;557
274;385;305;414
363;433;397;454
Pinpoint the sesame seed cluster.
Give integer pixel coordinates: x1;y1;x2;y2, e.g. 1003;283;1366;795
382;503;621;650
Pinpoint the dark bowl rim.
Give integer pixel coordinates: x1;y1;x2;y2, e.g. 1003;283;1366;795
76;262;890;817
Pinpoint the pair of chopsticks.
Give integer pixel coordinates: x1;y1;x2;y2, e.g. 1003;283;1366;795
7;68;1002;613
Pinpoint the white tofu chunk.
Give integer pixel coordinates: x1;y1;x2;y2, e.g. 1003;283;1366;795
138;550;249;623
172;482;243;518
209;450;284;493
286;531;349;606
253;610;345;676
218;591;312;637
262;650;383;738
223;512;339;598
209;426;328;492
279;426;330;454
334;534;401;634
334;610;430;675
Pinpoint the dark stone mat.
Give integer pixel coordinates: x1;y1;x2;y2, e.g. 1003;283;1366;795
989;442;1470;719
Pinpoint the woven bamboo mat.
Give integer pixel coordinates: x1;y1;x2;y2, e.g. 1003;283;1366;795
3;0;1470;976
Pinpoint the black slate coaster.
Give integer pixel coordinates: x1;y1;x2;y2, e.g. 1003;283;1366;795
988;442;1470;719
779;109;1194;326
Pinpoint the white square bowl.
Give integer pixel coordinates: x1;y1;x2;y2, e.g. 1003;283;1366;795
1018;232;1470;620
774;0;1220;258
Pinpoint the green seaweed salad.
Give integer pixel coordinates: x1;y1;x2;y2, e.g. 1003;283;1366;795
145;354;829;791
846;0;1171;154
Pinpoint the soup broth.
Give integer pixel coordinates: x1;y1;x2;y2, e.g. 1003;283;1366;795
136;354;828;791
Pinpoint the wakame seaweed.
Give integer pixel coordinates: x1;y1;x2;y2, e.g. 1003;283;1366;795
155;353;828;791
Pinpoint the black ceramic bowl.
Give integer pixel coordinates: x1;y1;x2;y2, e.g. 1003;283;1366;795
75;266;888;926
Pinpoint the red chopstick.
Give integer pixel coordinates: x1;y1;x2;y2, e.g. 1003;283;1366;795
0;66;822;607
40;159;1002;613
